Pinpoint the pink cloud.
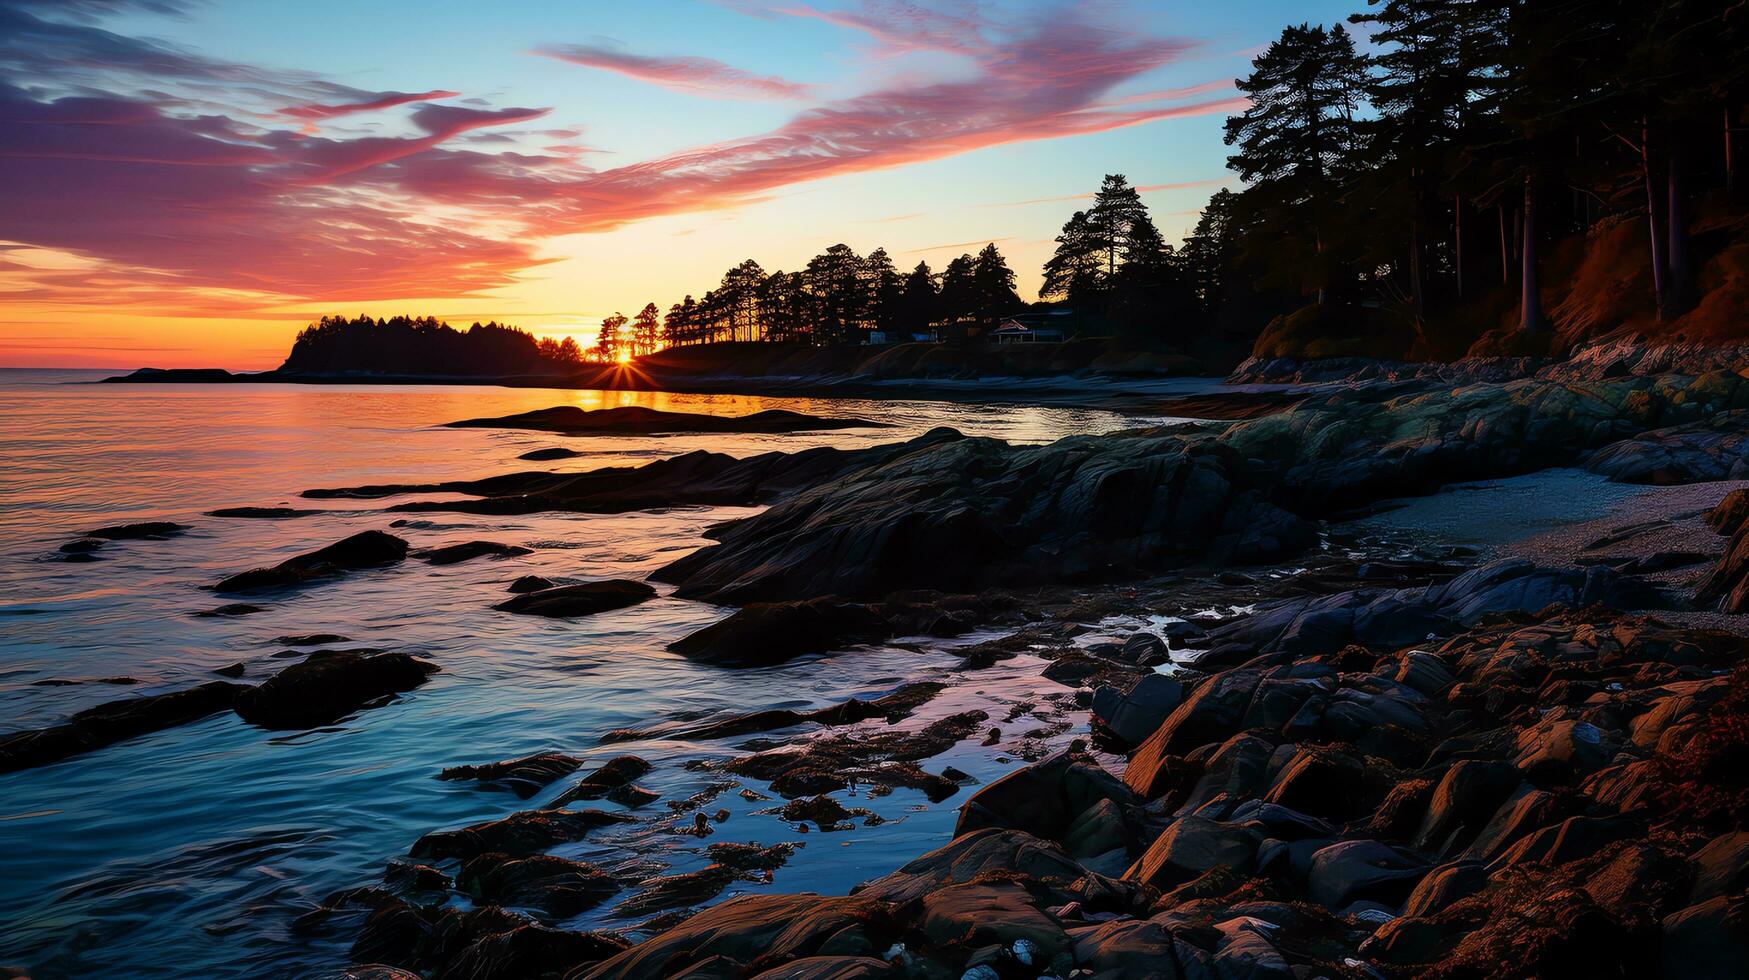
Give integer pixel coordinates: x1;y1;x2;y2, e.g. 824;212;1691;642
535;44;813;101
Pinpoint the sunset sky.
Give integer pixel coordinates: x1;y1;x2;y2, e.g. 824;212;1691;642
0;0;1353;369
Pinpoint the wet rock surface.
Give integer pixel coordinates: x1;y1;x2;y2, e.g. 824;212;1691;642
0;681;243;774
416;540;532;565
232;650;438;729
492;580;656;618
214;530;408;593
445;405;888;435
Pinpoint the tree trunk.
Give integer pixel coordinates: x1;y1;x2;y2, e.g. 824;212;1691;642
1668;143;1694;314
1643;119;1669;321
1519;175;1543;334
1728;104;1737;195
1410;215;1425;323
1454;194;1464;300
1499;203;1510;286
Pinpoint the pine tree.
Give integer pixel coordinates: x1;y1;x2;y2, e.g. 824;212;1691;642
1041;210;1106;304
632;303;661;357
864;247;903;336
1088;174;1149;278
898;260;938;336
592;313;627;362
971;243;1021;323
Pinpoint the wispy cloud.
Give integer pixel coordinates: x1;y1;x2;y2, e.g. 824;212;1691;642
534;43;814;101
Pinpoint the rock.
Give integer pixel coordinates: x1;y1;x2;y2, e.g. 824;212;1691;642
1124;816;1262;890
747;956;896;979
856;829;1089;905
85;521;188;540
915;882;1068;965
507;575;556;594
492;580;655;617
207;507;312;519
1305;839;1427;909
573;893;889;979
1260;745;1374;821
953;750;1138;844
447;405;889;435
518;447;583;461
1661;895;1749;978
1513;717;1620;784
456;853;620;918
552;756;652;805
1708;488;1749;536
275;633;350;646
1584;410;1749;484
436;923;627;980
438;752;584;798
1090;673;1184;746
196;603;264;617
383;860;450;893
1698;516;1749;613
1411;761;1523;855
1398;862;1485;924
232;651;437;729
612;864;740;917
1125;670;1262;791
417;541;532;565
0;681;243;774
215;530;408;593
1489;816;1633;869
59;537;106;554
1690;832;1749;904
213;662;247;678
614;682;943;743
651;432;1312;603
667;599;893;666
410;809;633;860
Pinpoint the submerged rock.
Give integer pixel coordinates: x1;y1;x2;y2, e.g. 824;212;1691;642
456;853;620;918
215;530;409;593
667;598;893;666
506;575;557;593
207;507;313;519
85;521;188;540
552;756;652;805
0;681;243;773
232;650;437;729
518;447;583;461
410;809;634;861
416;540;532;565
492;580;655;617
446;405;888;435
438;752;584;798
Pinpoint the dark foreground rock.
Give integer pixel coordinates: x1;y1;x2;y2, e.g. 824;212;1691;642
0;681;243;773
215;530;408;593
85;521;188;540
207;507;314;519
410;809;633;861
437;752;584;798
1699;488;1749;613
445;405;887;435
416;540;532;565
492;580;655;618
232;651;438;729
518;447;583;461
653;432;1312;603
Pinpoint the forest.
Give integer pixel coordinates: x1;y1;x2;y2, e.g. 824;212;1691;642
285;0;1749;370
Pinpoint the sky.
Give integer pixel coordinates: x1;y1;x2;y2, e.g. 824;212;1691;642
0;0;1357;369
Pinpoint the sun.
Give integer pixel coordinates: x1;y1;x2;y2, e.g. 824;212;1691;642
615;348;633;364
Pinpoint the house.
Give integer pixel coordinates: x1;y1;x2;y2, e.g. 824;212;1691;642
989;319;1066;344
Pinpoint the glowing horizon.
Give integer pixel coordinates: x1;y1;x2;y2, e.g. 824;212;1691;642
0;0;1351;370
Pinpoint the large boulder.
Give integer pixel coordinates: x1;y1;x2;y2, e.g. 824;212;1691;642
232;651;437;729
1091;673;1185;746
652;433;1312;603
953;750;1138;844
855;829;1087;905
667;599;892;666
1305;839;1428;909
1661;895;1749;978
215;530;408;592
1124;816;1262;890
573;893;890;980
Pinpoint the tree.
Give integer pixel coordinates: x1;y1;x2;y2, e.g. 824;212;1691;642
804;244;866;344
864;247;904;336
937;254;979;324
632;303;661;357
897;260;938;335
1224;22;1369;303
1041;210;1106;305
971;243;1021;323
592;313;627;362
1088;174;1150;278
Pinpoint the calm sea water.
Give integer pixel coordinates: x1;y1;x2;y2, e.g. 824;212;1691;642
0;369;1175;979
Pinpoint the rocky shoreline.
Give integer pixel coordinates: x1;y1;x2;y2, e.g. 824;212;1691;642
22;357;1749;978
